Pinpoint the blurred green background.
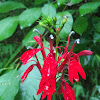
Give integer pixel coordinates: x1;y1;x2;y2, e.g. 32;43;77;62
0;0;100;100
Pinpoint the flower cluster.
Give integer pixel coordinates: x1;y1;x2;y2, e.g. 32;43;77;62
20;29;93;100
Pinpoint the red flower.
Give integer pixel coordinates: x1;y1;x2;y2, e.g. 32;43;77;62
68;59;86;84
57;32;93;84
20;29;93;100
37;53;56;100
61;79;75;100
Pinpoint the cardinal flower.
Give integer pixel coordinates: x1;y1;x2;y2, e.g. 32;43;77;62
57;31;93;84
37;53;56;100
20;29;93;100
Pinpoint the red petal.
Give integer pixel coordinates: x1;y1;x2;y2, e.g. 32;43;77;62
33;36;43;47
20;48;41;64
65;82;75;100
68;62;74;84
78;50;93;56
76;62;86;80
42;53;56;76
61;80;75;100
37;84;45;95
21;65;34;83
73;70;79;83
42;89;47;99
47;88;54;100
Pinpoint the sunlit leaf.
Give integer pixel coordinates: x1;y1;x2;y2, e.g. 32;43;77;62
15;60;42;100
18;8;41;28
0;70;20;100
41;3;56;18
0;1;26;13
57;0;69;5
0;17;18;41
71;0;83;4
73;16;88;34
79;2;100;15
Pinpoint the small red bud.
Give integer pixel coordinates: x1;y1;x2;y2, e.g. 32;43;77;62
57;28;60;32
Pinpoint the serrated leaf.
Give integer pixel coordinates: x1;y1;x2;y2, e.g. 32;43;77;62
93;32;100;43
18;8;41;28
73;16;88;34
79;2;100;15
0;1;26;13
0;17;18;41
22;25;45;47
15;61;42;100
71;0;83;4
41;3;56;18
56;11;73;40
92;17;100;32
0;70;20;100
57;0;69;5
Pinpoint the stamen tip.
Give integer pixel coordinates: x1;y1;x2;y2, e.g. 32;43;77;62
49;34;54;39
69;31;75;36
27;46;33;49
33;29;40;34
76;39;80;44
53;49;56;53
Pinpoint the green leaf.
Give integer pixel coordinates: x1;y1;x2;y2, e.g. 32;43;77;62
93;32;100;43
75;84;85;98
92;17;100;32
15;61;42;100
71;0;83;4
79;2;100;15
35;0;47;4
57;0;69;5
41;3;56;18
22;25;45;47
0;1;26;13
18;8;41;28
0;70;20;100
0;17;18;41
73;16;88;34
56;11;73;40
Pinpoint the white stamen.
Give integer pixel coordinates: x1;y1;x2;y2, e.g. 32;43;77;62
27;46;33;49
53;49;56;53
33;29;40;34
67;3;73;6
49;34;54;39
69;31;75;36
75;39;80;44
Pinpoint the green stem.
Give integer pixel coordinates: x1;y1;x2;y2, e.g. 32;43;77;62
4;44;24;68
52;93;56;100
55;32;60;61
